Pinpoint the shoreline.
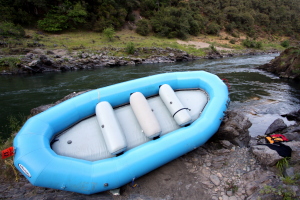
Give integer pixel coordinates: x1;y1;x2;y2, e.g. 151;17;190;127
0;47;280;75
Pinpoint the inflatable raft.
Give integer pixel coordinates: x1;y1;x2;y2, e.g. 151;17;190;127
13;71;229;194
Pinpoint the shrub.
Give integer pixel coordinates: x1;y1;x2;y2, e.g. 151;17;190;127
281;40;290;48
103;27;115;41
136;19;150;36
0;57;21;71
38;14;68;32
125;42;135;54
242;38;262;49
0;22;25;38
206;22;220;35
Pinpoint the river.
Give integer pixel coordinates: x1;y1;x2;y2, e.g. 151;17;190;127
1;53;300;141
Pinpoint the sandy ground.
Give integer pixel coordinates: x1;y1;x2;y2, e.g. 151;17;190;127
177;40;233;51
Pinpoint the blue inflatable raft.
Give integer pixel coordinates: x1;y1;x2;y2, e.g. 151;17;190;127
13;71;229;194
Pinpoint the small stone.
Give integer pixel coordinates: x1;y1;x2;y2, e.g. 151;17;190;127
222;195;229;200
228;196;237;200
210;175;221;186
185;184;191;190
226;190;232;196
217;173;222;178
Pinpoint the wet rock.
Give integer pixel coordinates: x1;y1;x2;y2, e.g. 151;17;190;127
282;109;300;121
265;118;287;135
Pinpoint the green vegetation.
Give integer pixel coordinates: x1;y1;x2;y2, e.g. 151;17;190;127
103;27;116;41
260;185;297;200
258;158;300;199
125;42;135;54
0;57;21;71
225;180;238;194
281;40;290;48
0;0;299;39
0;115;26;181
0;22;25;38
242;38;262;49
136;19;151;36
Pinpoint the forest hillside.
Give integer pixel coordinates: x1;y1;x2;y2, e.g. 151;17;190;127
1;0;300;40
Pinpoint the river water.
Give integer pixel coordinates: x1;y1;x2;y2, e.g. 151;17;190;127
1;54;300;140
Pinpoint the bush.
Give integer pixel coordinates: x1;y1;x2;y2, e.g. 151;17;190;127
281;40;290;48
0;57;21;71
103;27;115;41
136;19;150;36
229;39;236;44
242;38;262;49
38;14;68;32
206;22;220;35
125;42;135;54
0;22;25;38
37;2;87;32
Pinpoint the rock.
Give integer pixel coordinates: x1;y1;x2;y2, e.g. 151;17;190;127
284;131;300;141
284;167;294;177
210;175;221;186
222;195;229;200
282;109;300;121
220;140;234;149
212;111;252;147
228;196;237;200
258;46;300;79
245;182;258;196
265;118;287;135
284;141;300;165
39;55;52;66
30;90;91;116
250;145;283;166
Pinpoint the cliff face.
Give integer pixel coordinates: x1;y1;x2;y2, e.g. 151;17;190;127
258;47;300;79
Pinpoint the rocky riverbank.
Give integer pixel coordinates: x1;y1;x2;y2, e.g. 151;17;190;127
258;46;300;80
1;91;299;200
0;47;279;75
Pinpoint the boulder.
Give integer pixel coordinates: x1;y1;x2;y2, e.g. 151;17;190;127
265;118;287;135
284;141;300;165
250;145;283;166
30;90;91;116
282;109;300;121
212;111;252;147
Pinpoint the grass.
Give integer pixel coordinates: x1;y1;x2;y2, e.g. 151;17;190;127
0;115;27;181
0;29;287;58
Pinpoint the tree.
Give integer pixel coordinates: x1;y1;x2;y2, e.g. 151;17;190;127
136;19;150;36
37;1;87;32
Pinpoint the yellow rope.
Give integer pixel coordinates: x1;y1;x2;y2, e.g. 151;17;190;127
4;159;19;182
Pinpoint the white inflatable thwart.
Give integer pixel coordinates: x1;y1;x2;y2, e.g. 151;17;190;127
130;92;162;138
96;101;127;155
159;84;192;126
